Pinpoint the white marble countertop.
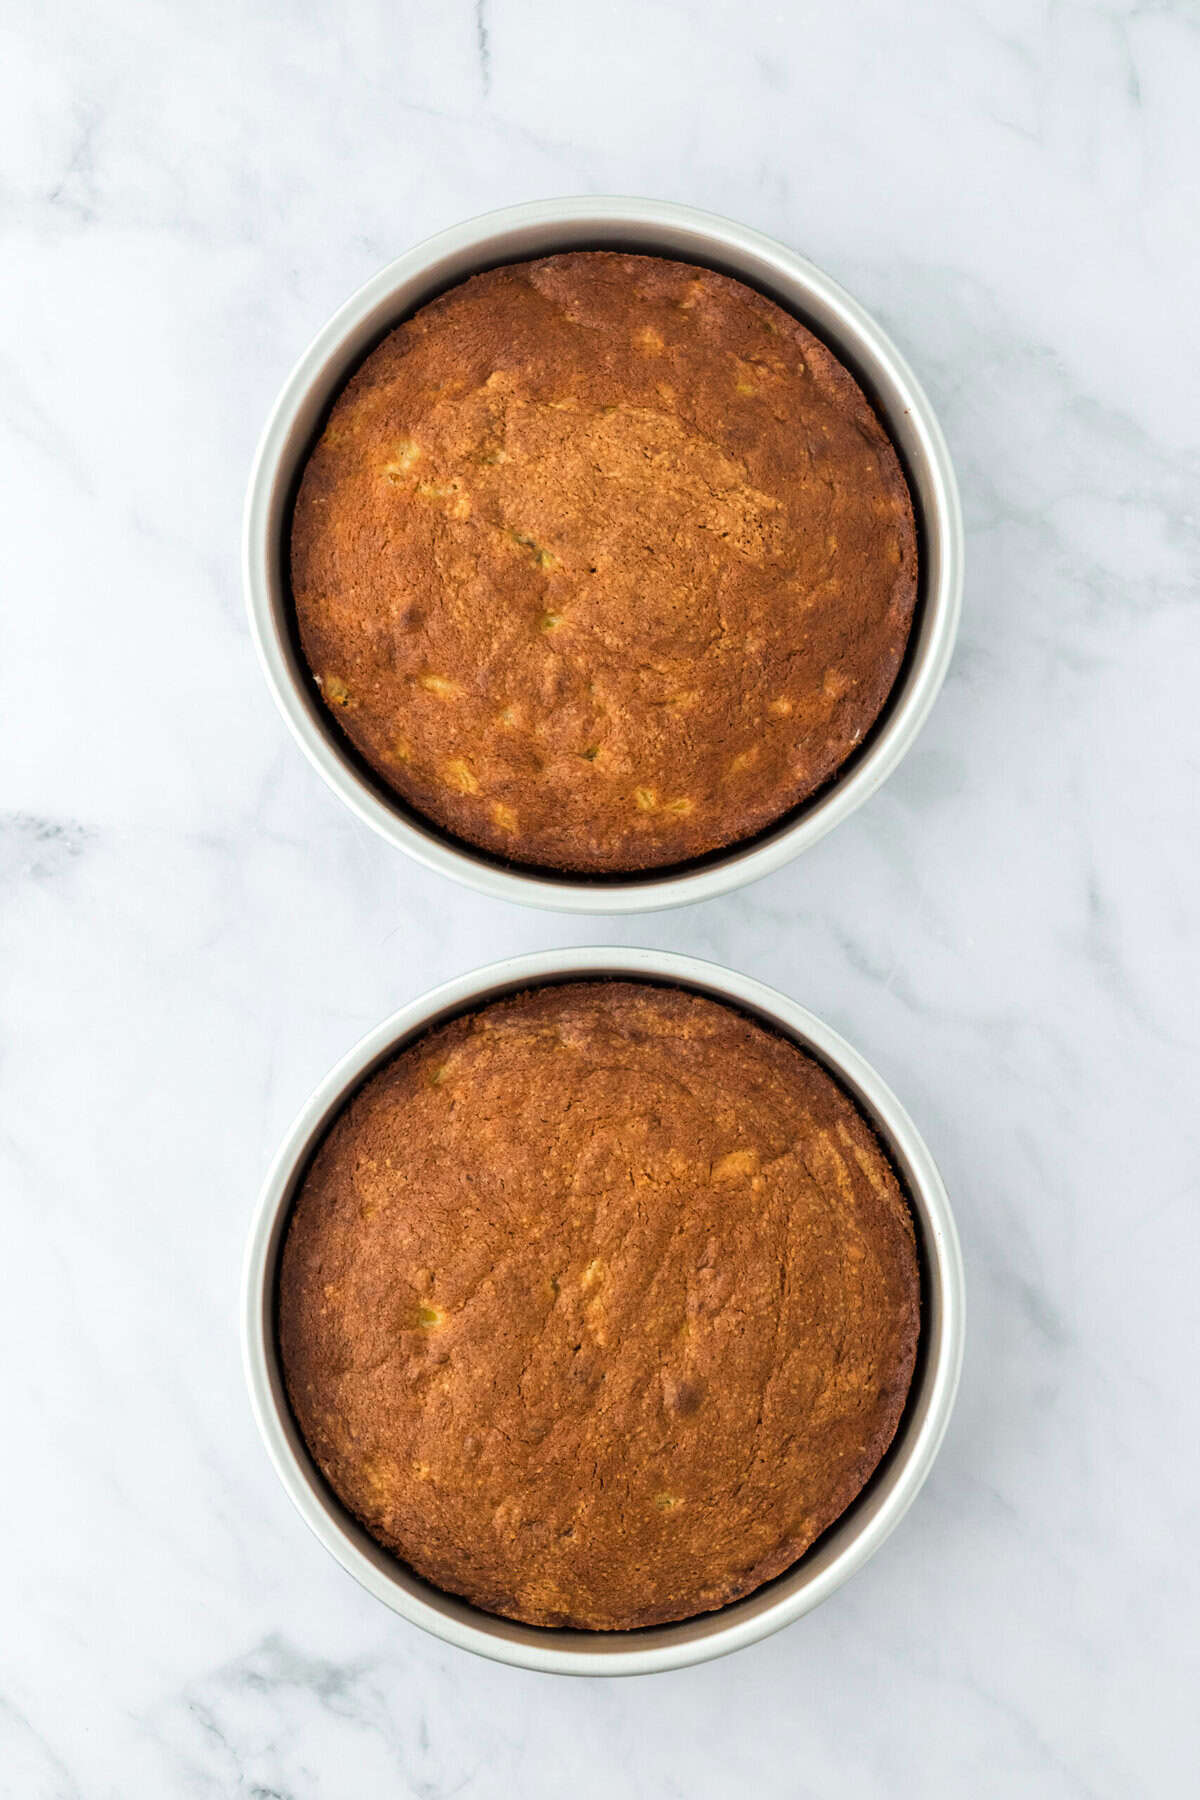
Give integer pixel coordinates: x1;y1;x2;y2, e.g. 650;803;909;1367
4;1;1199;1792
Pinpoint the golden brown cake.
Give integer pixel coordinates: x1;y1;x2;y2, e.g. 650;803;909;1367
290;252;917;873
278;981;921;1630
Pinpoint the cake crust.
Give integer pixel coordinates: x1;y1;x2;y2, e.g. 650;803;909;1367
278;982;921;1630
290;252;918;873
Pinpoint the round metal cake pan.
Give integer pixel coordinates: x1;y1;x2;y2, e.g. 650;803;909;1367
244;197;963;914
242;948;965;1676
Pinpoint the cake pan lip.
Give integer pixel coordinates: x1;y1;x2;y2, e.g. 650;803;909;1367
244;196;963;914
241;947;965;1676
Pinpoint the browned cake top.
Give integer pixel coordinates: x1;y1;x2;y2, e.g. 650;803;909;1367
290;252;917;873
278;981;921;1630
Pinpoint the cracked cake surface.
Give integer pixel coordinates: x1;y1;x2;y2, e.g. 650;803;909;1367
278;981;921;1630
289;252;918;873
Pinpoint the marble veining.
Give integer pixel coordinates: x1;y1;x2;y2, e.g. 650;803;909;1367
2;0;1198;1793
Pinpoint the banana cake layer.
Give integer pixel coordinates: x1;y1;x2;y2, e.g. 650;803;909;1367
290;252;918;872
278;981;921;1630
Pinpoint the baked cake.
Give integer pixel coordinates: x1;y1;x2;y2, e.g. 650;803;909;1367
278;981;921;1629
290;252;917;873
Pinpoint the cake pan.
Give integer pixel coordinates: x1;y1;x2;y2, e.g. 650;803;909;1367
242;948;964;1676
245;198;962;913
